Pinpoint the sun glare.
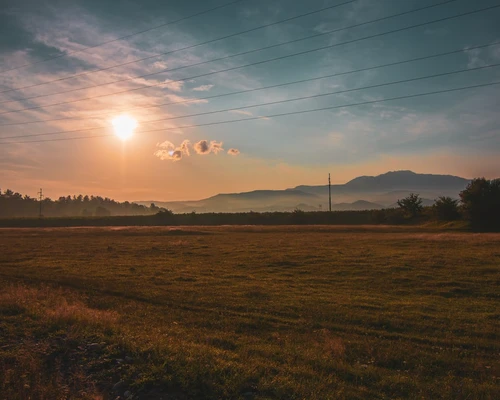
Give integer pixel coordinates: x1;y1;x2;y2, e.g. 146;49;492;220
112;115;138;141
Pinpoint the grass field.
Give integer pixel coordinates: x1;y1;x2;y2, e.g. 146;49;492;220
0;226;498;399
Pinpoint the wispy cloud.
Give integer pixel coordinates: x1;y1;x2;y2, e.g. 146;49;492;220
227;148;240;156
192;84;214;92
230;110;253;116
159;80;184;92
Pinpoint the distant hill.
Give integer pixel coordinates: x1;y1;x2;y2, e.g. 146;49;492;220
295;170;469;195
139;170;472;213
343;170;469;191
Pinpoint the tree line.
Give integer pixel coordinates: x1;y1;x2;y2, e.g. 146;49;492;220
394;178;500;230
0;190;164;218
0;178;498;230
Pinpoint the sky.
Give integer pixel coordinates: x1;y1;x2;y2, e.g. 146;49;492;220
0;0;499;201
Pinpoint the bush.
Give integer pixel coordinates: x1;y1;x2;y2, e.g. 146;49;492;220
397;193;423;219
433;196;460;221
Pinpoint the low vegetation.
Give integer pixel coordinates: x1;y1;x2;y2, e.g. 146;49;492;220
1;178;499;231
1;226;498;399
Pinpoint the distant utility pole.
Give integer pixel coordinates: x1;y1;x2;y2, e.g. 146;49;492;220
38;188;43;218
328;173;332;212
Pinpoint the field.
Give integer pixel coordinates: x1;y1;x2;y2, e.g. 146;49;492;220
0;226;498;399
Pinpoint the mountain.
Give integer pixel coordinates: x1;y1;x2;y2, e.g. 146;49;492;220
139;171;471;213
343;170;468;191
294;170;469;195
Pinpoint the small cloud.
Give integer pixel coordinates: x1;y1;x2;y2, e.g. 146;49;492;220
464;47;487;68
194;140;224;155
152;61;168;70
160;80;184;92
192;84;214;92
154;140;190;162
227;148;240;156
230;110;253;116
194;140;210;154
180;139;190;156
165;93;208;106
210;141;224;154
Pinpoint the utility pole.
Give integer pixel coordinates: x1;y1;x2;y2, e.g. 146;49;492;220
38;188;43;218
328;173;332;212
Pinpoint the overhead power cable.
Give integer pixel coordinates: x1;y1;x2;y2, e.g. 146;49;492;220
3;81;499;145
0;0;358;93
1;63;498;141
0;0;458;104
0;0;248;75
1;2;493;117
1;41;497;128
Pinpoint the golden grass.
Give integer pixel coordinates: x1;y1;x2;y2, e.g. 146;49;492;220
0;285;117;400
0;225;498;399
0;285;118;327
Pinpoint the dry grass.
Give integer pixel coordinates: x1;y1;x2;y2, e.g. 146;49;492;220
0;225;498;399
0;285;118;327
0;286;117;400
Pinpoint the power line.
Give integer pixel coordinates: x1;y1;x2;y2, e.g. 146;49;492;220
0;0;358;94
0;0;460;106
1;3;493;117
1;63;498;141
2;41;498;128
2;80;498;145
0;0;248;75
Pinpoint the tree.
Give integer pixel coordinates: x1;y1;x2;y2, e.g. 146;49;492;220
433;196;460;221
397;193;423;219
460;178;500;230
95;206;111;217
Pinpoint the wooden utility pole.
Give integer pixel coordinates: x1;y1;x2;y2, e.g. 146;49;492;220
328;173;332;212
38;188;43;218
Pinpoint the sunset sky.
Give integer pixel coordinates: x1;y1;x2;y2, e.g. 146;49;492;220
1;0;499;201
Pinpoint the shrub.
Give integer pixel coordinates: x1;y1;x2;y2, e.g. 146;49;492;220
397;193;423;219
433;196;460;221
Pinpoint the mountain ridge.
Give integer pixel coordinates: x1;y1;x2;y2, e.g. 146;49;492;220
137;170;472;213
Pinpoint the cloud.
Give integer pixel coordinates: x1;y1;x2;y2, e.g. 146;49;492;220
465;48;486;68
159;80;184;92
464;40;500;68
155;139;229;161
154;140;190;162
230;110;253;116
193;140;224;155
180;139;190;156
192;84;214;92
193;140;210;154
210;141;224;154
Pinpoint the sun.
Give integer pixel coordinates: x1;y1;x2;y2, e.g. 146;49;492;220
112;114;138;141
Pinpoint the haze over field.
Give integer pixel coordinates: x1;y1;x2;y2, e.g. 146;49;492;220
1;0;499;202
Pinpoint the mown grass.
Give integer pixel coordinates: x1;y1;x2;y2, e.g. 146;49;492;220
0;226;498;399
